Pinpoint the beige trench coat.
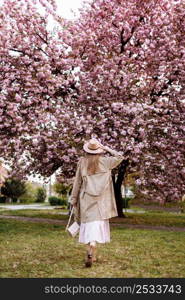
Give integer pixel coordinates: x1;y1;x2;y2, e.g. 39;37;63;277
71;147;124;223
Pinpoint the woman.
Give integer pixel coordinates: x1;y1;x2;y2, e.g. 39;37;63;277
70;138;124;267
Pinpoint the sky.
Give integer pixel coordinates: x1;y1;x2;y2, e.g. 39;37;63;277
55;0;84;19
45;0;85;32
0;0;85;19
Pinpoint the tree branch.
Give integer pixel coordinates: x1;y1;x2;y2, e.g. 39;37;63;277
35;32;48;44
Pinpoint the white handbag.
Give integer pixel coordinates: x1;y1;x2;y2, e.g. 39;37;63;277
65;207;80;237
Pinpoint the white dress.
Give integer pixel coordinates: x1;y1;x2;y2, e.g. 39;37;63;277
79;219;110;244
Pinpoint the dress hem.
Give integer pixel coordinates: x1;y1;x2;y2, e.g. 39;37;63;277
78;219;110;244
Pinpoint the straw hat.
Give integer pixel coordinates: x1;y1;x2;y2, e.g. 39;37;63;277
83;138;104;154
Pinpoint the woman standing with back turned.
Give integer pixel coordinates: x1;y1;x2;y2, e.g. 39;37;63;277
70;138;124;267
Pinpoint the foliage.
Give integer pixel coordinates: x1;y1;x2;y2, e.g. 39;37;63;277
125;172;140;187
35;187;47;203
122;197;131;208
52;182;70;196
19;181;38;203
0;196;7;203
1;178;26;202
48;196;67;206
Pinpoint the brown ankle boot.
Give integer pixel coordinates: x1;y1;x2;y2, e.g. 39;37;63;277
85;251;93;268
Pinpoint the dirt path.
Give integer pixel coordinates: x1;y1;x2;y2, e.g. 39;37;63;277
0;214;185;232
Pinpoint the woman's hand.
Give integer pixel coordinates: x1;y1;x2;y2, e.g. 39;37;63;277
98;143;110;152
97;141;105;149
93;138;108;151
98;143;112;153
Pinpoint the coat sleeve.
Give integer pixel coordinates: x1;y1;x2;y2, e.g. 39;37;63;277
70;159;82;206
104;146;124;170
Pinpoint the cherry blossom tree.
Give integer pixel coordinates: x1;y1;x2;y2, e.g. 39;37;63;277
0;0;185;216
0;0;78;175
62;0;185;213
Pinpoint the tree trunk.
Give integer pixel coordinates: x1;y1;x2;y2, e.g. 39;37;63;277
112;159;130;218
112;174;125;218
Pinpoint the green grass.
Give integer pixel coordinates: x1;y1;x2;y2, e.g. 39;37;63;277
0;209;185;228
0;209;69;220
112;211;185;228
0;219;184;278
131;199;183;207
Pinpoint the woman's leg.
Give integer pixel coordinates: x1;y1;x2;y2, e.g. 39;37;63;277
85;243;93;267
90;241;97;262
86;243;91;255
85;241;97;267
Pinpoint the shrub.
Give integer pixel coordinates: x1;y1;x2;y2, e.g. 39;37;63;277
49;196;59;206
49;196;67;206
122;197;132;208
59;198;67;206
19;182;38;203
0;196;6;203
1;178;26;203
35;187;46;203
53;182;70;196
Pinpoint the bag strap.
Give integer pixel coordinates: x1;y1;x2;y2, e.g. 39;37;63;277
65;206;74;231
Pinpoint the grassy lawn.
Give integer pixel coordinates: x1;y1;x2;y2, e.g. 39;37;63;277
0;219;184;278
0;209;69;220
112;211;185;228
0;202;50;206
131;199;183;208
0;209;185;228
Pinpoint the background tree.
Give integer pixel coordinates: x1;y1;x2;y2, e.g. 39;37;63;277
60;0;185;214
53;181;70;198
19;181;38;203
35;187;47;203
1;177;26;203
0;0;77;176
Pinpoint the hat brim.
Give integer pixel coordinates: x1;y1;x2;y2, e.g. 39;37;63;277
83;143;104;154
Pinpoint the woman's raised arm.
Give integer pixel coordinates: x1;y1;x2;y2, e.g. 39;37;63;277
99;143;124;169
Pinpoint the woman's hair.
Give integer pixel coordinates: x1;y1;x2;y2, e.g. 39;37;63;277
85;153;101;175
